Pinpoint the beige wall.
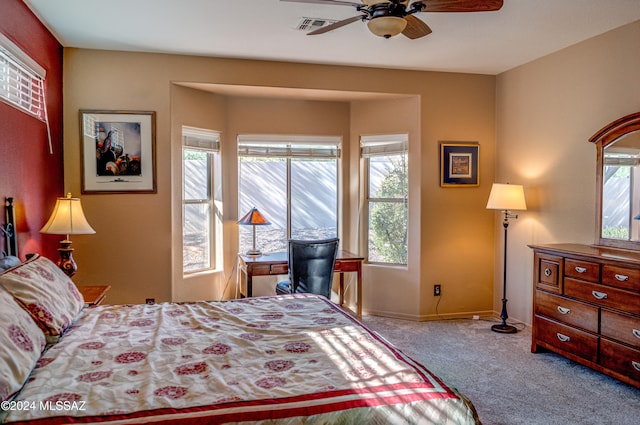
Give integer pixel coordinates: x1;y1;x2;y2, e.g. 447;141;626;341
63;48;497;319
170;85;228;302
350;97;422;318
496;21;640;324
419;74;497;319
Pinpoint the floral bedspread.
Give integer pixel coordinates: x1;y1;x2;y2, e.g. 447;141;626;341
4;295;479;424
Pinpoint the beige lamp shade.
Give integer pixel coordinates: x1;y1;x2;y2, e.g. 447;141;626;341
367;16;407;38
40;193;96;238
486;183;527;211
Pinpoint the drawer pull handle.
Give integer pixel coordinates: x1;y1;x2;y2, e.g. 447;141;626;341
633;361;640;372
556;333;571;342
575;267;587;273
557;306;571;315
544;268;552;277
592;291;608;300
633;329;640;339
615;274;629;281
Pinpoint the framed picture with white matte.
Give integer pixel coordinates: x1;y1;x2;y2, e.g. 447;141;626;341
440;142;479;187
80;110;156;193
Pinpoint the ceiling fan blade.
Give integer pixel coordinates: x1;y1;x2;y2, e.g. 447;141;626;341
307;15;363;35
280;0;363;7
413;0;503;13
402;15;432;39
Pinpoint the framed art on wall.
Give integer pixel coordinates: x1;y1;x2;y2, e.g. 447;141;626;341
80;110;156;193
440;142;479;187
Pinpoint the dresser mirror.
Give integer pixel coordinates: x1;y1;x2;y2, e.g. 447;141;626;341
590;112;640;250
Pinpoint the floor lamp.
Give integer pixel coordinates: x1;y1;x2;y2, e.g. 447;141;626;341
486;183;527;334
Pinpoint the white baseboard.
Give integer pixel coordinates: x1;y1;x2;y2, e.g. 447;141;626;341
363;308;496;322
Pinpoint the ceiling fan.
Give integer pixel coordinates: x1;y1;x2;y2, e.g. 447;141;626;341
282;0;503;39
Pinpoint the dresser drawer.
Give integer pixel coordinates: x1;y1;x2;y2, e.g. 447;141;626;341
564;277;640;315
602;264;640;291
601;309;640;349
534;253;563;293
534;316;598;363
534;290;598;333
600;338;640;382
564;258;600;283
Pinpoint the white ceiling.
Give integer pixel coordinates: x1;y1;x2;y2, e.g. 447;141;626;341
24;0;640;75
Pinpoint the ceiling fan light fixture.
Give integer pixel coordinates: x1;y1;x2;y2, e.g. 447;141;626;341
367;16;407;38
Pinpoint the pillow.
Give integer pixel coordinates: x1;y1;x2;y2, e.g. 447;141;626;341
0;286;45;402
0;256;21;272
0;254;85;338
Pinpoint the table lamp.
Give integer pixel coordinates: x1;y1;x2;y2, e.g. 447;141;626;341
486;183;527;333
40;193;95;277
237;207;270;256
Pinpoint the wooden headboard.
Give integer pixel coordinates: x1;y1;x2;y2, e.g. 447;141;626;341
2;197;18;257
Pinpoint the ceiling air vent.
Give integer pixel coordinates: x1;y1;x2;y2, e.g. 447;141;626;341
296;17;337;32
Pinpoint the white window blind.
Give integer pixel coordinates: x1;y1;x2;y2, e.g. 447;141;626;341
0;33;52;153
0;33;46;121
604;157;640;166
183;126;220;152
360;134;408;158
238;135;341;159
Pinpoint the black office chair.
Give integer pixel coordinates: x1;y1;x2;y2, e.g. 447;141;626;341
275;238;339;299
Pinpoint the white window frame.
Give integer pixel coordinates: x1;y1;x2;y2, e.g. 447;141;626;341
0;33;46;120
0;33;51;153
237;134;341;252
361;134;409;265
182;126;221;274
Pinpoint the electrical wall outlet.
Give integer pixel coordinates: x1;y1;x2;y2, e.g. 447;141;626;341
434;284;441;296
145;298;155;305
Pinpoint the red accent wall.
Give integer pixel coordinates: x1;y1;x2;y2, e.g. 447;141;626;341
0;0;63;259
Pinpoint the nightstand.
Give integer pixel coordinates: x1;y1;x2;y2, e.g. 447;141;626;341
77;285;111;306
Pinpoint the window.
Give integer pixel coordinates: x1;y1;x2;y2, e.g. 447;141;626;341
0;33;51;153
182;127;221;273
361;134;408;265
0;33;46;121
238;135;340;254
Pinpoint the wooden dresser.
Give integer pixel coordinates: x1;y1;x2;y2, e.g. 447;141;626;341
530;243;640;388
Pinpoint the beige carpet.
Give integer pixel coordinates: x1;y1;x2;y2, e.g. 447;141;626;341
363;316;640;425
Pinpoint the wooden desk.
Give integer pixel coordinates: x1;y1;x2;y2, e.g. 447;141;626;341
77;285;111;306
238;250;364;320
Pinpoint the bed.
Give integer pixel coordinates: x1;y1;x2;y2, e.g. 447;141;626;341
0;207;480;424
